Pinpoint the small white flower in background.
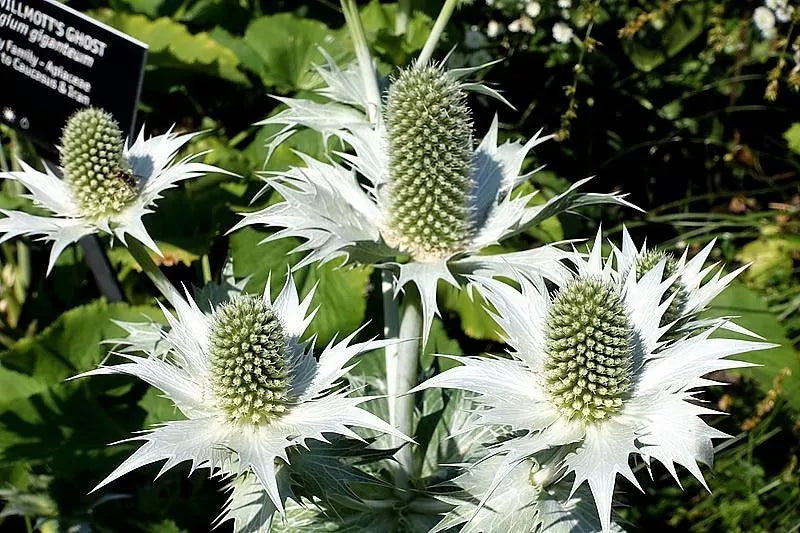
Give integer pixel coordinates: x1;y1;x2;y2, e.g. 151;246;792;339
77;273;410;531
552;22;574;43
0;107;227;273
509;16;535;34
234;51;635;342
765;0;779;9
558;0;572;8
525;1;542;18
754;6;777;38
464;28;488;49
775;4;794;22
413;229;775;531
487;20;503;38
2;107;15;122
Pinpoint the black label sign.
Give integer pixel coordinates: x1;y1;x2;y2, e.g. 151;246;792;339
0;0;147;156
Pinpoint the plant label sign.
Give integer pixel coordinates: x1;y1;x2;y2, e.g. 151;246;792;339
0;0;147;154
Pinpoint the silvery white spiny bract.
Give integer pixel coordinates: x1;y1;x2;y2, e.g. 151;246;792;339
233;51;635;340
0;108;225;272
77;273;410;531
412;229;776;532
432;453;623;533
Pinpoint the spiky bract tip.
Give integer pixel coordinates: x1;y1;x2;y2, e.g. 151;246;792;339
544;278;633;423
60;107;136;219
635;249;688;329
209;295;291;425
384;65;475;261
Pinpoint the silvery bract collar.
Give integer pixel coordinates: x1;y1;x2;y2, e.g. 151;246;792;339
413;229;775;531
0;108;227;273
432;454;624;533
76;273;410;531
233;53;636;341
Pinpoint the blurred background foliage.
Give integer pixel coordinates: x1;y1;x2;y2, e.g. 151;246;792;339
0;0;799;531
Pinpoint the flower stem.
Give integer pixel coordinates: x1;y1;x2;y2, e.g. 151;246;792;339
341;0;381;122
126;237;181;308
395;0;411;34
383;271;421;487
416;0;459;67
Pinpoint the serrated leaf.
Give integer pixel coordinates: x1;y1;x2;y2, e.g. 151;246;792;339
704;281;800;410
90;10;249;84
0;300;162;405
232;14;352;92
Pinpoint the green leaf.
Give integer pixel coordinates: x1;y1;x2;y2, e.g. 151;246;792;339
235;14;352;92
439;285;503;342
784;123;800;155
228;228;372;346
735;232;800;289
0;300;162;406
622;3;706;72
90;10;249;84
705;281;800;410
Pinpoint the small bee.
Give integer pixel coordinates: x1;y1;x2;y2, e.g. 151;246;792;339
115;169;139;189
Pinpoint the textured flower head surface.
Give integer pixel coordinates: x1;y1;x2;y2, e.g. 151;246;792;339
77;273;409;530
233;51;635;341
0;107;227;273
413;229;776;531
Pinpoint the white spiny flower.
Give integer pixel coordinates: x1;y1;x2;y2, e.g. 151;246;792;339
0;107;226;273
432;454;624;533
77;273;409;529
233;52;634;341
487;20;503;38
552;22;574;43
413;229;775;531
614;226;756;338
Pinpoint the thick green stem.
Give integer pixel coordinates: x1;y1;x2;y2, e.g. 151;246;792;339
341;0;381;122
383;274;421;487
416;0;459;67
126;237;181;308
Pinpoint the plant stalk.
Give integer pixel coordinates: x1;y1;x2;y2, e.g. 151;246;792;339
383;271;421;487
396;0;411;35
416;0;459;67
341;0;381;122
126;237;181;308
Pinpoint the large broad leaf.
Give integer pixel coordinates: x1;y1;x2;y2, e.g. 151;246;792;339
359;0;433;65
228;228;372;346
216;14;352;92
0;300;162;407
705;281;800;410
622;3;706;72
90;10;248;84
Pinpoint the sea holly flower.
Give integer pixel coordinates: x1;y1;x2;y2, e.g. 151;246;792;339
77;273;409;528
413;230;775;531
234;53;634;340
0;107;225;273
614;227;750;337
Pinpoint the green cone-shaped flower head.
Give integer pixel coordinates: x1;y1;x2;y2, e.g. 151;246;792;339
635;249;688;329
544;278;633;422
384;65;475;261
209;295;291;425
60;108;137;219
